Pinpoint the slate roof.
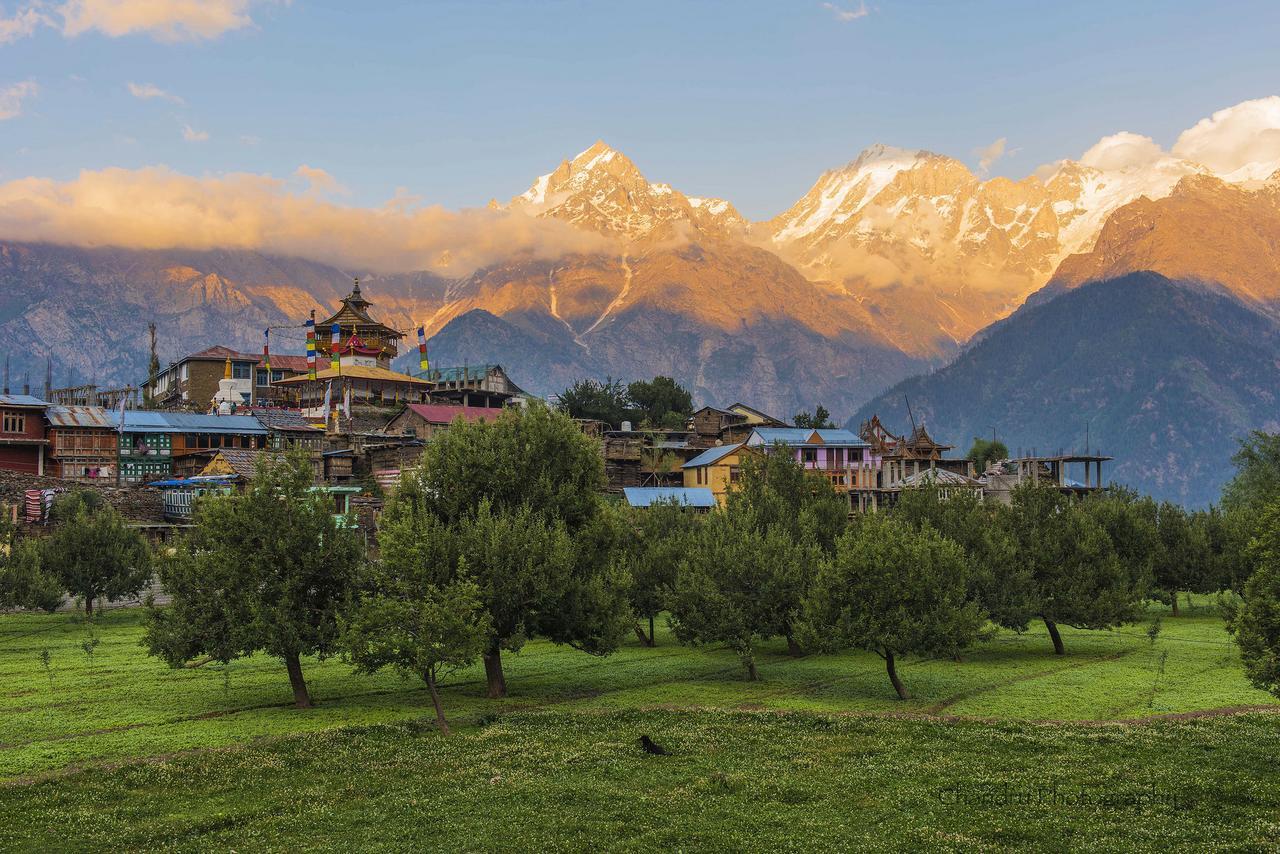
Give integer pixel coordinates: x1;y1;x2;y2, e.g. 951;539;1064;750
0;394;49;408
682;443;746;469
401;404;502;425
623;487;717;508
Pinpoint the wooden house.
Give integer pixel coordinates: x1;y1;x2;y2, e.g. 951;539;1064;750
0;394;49;475
383;403;500;440
681;442;762;506
45;405;117;482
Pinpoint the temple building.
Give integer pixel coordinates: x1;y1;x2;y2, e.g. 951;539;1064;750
274;280;432;412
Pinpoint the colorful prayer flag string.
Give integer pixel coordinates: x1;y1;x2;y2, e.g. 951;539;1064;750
417;325;429;372
305;316;316;380
330;323;341;371
263;328;271;372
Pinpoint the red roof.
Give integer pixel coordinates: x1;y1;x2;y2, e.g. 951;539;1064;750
185;346;309;372
404;404;501;425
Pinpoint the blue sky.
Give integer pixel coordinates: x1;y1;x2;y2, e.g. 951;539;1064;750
3;0;1280;218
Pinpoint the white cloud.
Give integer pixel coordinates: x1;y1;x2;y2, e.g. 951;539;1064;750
974;137;1007;175
2;0;280;45
1171;96;1280;175
239;134;260;146
822;1;870;22
0;5;48;44
294;164;345;195
1079;131;1165;172
59;0;258;41
0;165;615;275
0;80;37;120
181;123;208;142
128;81;183;104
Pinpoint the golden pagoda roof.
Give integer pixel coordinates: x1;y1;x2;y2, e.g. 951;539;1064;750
317;279;404;339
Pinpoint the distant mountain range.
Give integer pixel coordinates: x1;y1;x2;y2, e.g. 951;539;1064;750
3;137;1279;503
853;272;1280;506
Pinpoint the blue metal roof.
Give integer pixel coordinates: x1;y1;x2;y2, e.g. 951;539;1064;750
682;443;745;469
623;487;717;508
747;427;868;447
114;411;172;433
161;413;268;435
111;411;268;434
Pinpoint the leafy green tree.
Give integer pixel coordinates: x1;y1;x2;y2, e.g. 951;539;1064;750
556;377;636;428
1222;431;1280;516
41;491;150;616
627;376;693;429
801;514;984;699
966;438;1009;474
793;405;836;429
1228;498;1280;696
0;519;61;612
728;449;848;555
726;449;847;652
342;574;491;734
144;450;363;708
391;408;630;698
621;501;698;646
668;512;819;680
412;404;605;530
892;486;1033;633
1152;502;1212;616
1203;506;1253;594
1005;484;1151;654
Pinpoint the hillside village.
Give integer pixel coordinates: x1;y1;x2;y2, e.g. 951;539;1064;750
0;279;1111;536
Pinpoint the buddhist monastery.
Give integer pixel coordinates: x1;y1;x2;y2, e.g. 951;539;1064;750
274;279;432;411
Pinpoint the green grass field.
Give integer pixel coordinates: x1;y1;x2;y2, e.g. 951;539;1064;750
2;599;1278;850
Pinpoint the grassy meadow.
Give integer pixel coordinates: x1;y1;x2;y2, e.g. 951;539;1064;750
1;598;1278;850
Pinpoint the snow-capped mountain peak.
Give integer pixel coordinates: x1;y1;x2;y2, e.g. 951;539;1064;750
511;142;747;240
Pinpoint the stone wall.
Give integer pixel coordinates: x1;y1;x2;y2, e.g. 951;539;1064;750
0;469;165;523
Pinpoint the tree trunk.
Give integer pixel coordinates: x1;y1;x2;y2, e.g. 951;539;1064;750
1186;591;1194;612
84;596;93;617
633;621;654;647
745;655;759;681
649;615;656;647
284;652;312;708
1170;591;1180;617
424;670;450;735
1044;617;1065;655
885;650;909;700
786;633;803;657
483;646;507;699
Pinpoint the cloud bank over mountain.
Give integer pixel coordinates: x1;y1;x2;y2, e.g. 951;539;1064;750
0;165;614;275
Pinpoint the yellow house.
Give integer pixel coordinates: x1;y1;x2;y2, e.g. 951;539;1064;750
681;442;761;506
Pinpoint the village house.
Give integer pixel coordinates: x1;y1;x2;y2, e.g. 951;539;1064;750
687;403;787;449
144;346;309;411
383;403;500;440
746;426;882;511
424;364;527;408
0;394;50;476
45;405;118;482
681;442;762;506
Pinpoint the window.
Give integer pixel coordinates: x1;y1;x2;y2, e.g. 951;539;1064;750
1;412;24;433
232;361;252;380
256;369;270;386
272;369;285;382
729;466;741;484
802;448;817;465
